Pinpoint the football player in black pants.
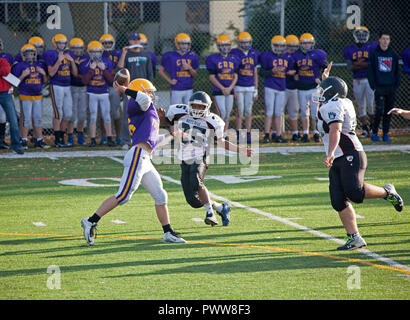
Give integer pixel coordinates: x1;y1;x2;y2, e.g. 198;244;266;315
315;76;404;250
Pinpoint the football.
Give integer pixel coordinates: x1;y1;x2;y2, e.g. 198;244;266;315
114;68;130;87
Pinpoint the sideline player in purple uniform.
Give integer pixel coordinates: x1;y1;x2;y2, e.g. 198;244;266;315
14;36;46;70
79;40;115;147
67;37;88;145
0;38;14;145
206;35;239;134
140;33;158;78
81;78;186;245
343;26;378;138
259;35;295;143
159;33;199;105
230;32;259;144
284;35;301;141
44;33;78;147
293;33;328;142
12;44;49;149
99;33;123;145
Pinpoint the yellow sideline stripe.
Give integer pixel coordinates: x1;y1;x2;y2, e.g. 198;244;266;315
0;232;409;275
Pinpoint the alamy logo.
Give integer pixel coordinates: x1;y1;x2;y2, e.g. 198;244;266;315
378;57;392;72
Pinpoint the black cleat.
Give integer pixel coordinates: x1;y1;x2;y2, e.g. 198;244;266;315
301;134;310;143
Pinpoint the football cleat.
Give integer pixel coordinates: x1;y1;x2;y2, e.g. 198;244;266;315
262;133;270;144
359;130;369;138
34;139;50;149
337;234;367;250
216;203;231;226
77;133;86;145
162;231;187;243
81;218;98;246
292;134;301;142
301;134;310;143
275;135;288;143
21;139;28;150
382;133;391;142
313;133;320;142
99;137;106;145
204;213;218;226
384;183;404;212
371;133;380;142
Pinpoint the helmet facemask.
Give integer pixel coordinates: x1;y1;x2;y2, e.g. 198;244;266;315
301;41;314;53
239;40;252;51
189;102;210;119
22;50;36;64
353;30;369;44
272;43;286;55
177;41;191;53
55;41;67;52
312;85;338;104
286;44;299;54
102;40;114;52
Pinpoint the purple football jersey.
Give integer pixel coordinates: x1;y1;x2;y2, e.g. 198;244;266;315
79;57;113;94
68;50;88;86
12;61;44;97
161;51;199;90
284;52;297;90
259;51;293;91
102;49;122;82
229;48;259;87
0;52;14;65
44;49;74;86
343;42;378;78
293;49;327;83
147;51;157;75
205;53;239;93
127;98;159;150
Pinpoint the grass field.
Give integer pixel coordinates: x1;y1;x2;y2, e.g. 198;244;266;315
0;146;409;300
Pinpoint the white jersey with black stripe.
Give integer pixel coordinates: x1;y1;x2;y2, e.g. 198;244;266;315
166;104;225;161
317;97;363;158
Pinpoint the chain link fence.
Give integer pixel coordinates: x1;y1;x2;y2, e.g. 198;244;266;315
0;0;408;138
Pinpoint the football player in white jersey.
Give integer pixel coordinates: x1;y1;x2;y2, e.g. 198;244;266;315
163;91;253;226
315;76;403;250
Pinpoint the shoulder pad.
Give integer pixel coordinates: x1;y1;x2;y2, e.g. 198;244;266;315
166;104;189;122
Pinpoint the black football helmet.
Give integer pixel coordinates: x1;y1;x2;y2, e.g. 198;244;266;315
188;91;212;118
312;76;348;103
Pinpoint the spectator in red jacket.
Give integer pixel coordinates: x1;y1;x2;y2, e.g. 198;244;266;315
0;57;23;154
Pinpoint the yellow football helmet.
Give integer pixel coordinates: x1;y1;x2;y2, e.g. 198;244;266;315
99;34;115;51
353;26;369;44
87;41;103;61
70;38;85;57
237;32;252;51
128;78;158;104
139;33;148;48
285;35;299;53
174;33;191;53
28;36;44;54
271;35;286;55
216;35;232;55
52;34;68;51
300;33;315;53
20;44;37;63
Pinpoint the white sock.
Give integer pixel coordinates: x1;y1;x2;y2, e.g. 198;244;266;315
292;131;299;135
303;130;309;134
212;201;223;213
205;203;213;215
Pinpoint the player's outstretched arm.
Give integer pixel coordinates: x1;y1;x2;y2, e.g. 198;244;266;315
217;138;253;157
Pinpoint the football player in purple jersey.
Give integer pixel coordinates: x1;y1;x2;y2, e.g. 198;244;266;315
99;34;123;145
343;26;378;138
67;37;88;146
230;32;259;144
206;35;239;134
44;33;78;147
159;33;199;106
284;35;301;141
259;36;296;143
293;33;328;142
79;41;115;147
140;33;158;78
12;44;49;149
81;78;186;245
